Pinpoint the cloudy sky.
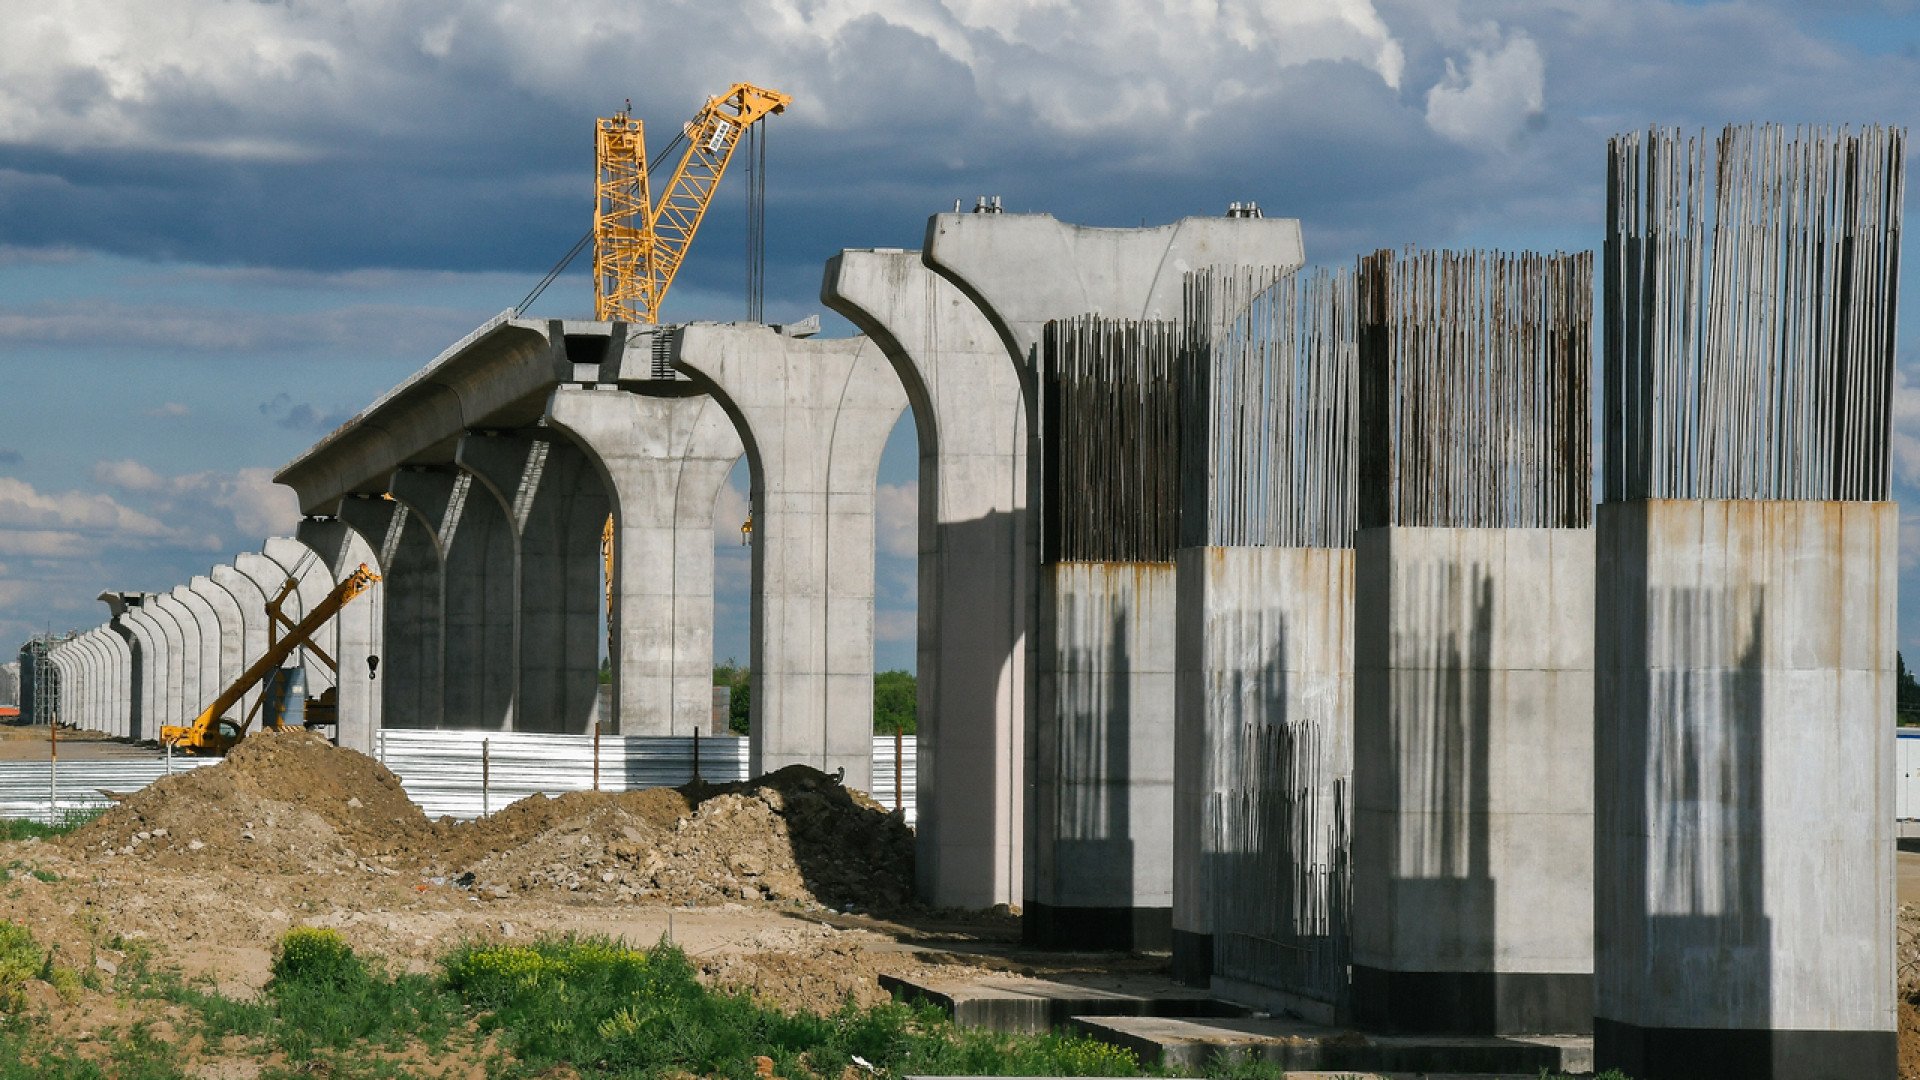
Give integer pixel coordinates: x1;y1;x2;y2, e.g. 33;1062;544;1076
1;0;1916;672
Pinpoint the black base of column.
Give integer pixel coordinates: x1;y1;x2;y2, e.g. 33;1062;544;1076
1596;1017;1895;1080
1352;965;1592;1036
1022;902;1172;951
1170;929;1211;985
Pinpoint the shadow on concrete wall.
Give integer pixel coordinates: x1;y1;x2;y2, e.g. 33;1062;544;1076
1030;600;1141;947
1212;608;1355;1014
383;509;443;730
515;439;609;735
441;475;515;731
1602;587;1769;1076
1357;560;1496;1033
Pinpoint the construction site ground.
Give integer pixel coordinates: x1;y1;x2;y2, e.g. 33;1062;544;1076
3;724;1919;1078
0;728;1172;1077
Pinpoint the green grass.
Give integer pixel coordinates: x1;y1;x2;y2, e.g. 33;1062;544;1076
0;808;107;843
66;928;1642;1080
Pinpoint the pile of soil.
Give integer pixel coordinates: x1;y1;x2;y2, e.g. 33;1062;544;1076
58;730;440;874
53;730;914;914
462;766;914;911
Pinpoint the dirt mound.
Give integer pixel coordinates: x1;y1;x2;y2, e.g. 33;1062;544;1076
58;729;440;873
468;765;914;911
54;733;914;914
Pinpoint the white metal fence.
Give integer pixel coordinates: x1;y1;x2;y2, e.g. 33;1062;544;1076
0;730;920;826
0;757;220;824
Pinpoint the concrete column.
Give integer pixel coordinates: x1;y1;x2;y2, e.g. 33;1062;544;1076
209;565;272;739
824;248;1030;910
0;662;15;709
339;495;442;730
120;604;164;740
1594;500;1895;1076
264;535;342;702
188;575;246;725
170;585;222;724
294;517;385;751
99;628;133;736
1350;527;1595;1035
1175;547;1355;1006
671;326;908;786
390;468;514;730
925;211;1305;945
148;594;194;731
457;431;609;734
74;633;100;730
544;385;742;737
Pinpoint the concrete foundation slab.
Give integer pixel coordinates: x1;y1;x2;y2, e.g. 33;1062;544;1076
1070;1015;1589;1076
879;972;1243;1034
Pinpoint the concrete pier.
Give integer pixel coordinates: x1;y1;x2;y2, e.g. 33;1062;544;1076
340;496;442;730
672;324;907;787
457;432;607;735
209;565;273;742
294;518;386;750
926;211;1305;948
389;468;514;730
1347;248;1595;1037
1594;501;1895;1076
1350;526;1594;1034
1170;265;1357;1006
824;248;1030;910
543;384;741;737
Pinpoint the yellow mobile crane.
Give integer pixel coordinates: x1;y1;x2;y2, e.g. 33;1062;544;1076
161;564;381;755
593;82;791;323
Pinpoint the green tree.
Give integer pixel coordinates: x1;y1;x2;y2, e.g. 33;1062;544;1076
874;670;916;735
713;660;751;734
1899;652;1920;726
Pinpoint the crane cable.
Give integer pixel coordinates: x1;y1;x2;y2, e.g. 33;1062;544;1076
513;125;696;318
745;121;767;323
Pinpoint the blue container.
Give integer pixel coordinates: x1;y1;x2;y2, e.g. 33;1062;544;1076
263;667;308;730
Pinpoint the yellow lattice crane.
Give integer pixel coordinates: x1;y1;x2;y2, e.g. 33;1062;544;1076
593;82;791;323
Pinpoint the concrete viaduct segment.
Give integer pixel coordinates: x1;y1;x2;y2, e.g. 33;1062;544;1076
822;248;1031;910
275;314;743;740
923;210;1306;949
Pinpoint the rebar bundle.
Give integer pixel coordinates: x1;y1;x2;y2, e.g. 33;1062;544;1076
1181;266;1358;550
1604;124;1906;503
1357;248;1594;529
1040;317;1183;563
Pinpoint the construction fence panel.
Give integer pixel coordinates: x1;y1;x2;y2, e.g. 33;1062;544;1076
0;758;221;825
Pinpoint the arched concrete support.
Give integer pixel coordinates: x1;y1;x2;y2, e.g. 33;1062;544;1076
294;517;386;751
100;625;134;737
209;566;272;737
45;643;73;726
70;634;98;730
924;211;1306;946
170;586;222;724
671;326;908;787
389;468;514;730
148;594;195;732
188;576;246;726
823;248;1030;909
338;496;442;730
85;629;113;733
457;431;609;734
264;536;341;701
544;386;742;737
120;603;164;741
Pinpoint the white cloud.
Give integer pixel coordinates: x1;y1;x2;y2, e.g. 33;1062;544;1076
0;475;182;541
0;0;1408;161
875;609;917;643
875;482;919;559
711;480;750;548
143;402;190;418
1424;27;1545;145
92;460;299;542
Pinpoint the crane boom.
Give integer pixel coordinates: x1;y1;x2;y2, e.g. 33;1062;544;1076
593;82;790;323
161;563;381;753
